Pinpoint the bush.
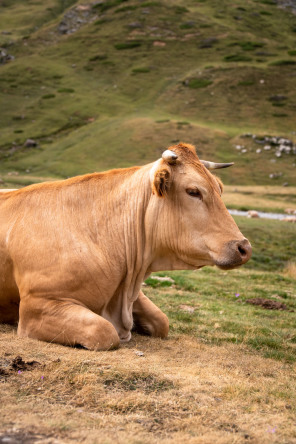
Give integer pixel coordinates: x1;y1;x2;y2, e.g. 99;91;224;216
224;54;252;62
57;88;75;93
114;41;142;50
270;60;296;66
185;78;212;88
42;94;55;99
132;67;150;73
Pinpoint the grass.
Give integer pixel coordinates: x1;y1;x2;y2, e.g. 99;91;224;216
0;0;296;186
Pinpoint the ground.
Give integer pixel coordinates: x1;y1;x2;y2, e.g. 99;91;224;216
1;327;296;444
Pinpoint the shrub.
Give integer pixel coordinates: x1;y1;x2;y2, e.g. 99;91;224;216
238;80;255;86
114;41;142;50
132;67;150;73
185;78;212;88
89;54;107;61
270;60;296;66
57;88;75;93
42;94;55;99
224;54;252;62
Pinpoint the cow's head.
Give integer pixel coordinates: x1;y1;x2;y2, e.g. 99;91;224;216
148;143;252;271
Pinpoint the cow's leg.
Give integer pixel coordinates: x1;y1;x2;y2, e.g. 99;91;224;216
18;297;120;351
132;291;169;338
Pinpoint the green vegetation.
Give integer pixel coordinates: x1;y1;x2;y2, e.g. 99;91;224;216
145;216;296;363
224;54;253;62
185;78;213;88
0;0;295;186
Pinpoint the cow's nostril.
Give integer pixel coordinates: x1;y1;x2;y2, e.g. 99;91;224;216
238;245;247;256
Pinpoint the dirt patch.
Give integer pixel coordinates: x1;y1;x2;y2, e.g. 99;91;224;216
0;356;42;379
103;371;175;393
246;298;289;310
0;429;58;443
11;356;41;372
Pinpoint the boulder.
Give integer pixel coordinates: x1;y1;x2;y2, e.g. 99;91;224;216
247;210;259;218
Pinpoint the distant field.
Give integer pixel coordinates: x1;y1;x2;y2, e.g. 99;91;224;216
223;185;296;213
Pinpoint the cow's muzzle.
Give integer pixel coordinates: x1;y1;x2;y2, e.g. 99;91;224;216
215;238;252;270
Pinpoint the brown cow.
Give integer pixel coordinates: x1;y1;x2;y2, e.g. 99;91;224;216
0;143;251;350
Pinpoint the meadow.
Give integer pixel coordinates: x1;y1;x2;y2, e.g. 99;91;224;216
0;0;296;443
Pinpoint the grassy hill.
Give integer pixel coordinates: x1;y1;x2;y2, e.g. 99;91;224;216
1;0;296;185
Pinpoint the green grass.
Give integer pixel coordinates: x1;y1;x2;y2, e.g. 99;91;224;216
185;78;213;88
144;218;295;363
0;0;296;186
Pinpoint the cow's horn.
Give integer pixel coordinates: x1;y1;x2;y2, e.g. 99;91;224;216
162;150;178;164
201;160;234;170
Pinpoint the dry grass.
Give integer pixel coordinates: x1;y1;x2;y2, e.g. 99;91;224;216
0;325;295;444
283;262;296;280
223;186;296;213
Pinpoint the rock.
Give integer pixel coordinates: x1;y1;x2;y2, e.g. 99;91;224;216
135;351;145;357
282;182;289;187
284;208;296;214
153;41;166;47
76;5;91;11
127;22;143;28
247;210;259;218
282;216;296;223
264;145;271;150
179;305;196;313
268;95;287;102
199;37;218;48
0;48;14;64
256;148;261;153
57;4;98;35
24;139;37;148
149;276;175;284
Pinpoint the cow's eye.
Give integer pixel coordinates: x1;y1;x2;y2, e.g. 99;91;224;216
186;188;202;199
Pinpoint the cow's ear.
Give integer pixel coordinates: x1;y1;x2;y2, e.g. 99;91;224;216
152;165;171;197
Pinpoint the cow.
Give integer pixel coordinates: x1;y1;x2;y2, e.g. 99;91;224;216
0;143;252;350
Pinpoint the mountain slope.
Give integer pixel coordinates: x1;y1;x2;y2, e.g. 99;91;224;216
1;0;296;185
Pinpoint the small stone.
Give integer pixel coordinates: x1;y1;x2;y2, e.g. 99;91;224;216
282;216;296;223
248;210;259;218
149;276;175;284
179;305;195;313
135;351;144;357
153;41;166;47
256;148;261;153
24;139;37;148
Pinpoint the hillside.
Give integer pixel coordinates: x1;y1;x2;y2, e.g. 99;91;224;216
1;0;296;185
